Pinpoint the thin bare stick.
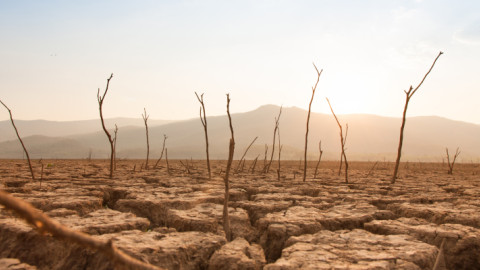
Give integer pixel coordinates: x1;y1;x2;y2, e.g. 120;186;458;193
154;135;168;169
446;147;461;175
195;92;212;179
266;106;282;173
249;155;259;174
142;108;150;170
223;94;235;242
304;64;323;182
392;51;443;183
0;100;35;181
235;136;258;173
313;141;323;179
0;190;162;270
97;73;115;179
326;98;349;183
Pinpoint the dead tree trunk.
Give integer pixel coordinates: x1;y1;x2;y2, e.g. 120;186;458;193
223;94;235;242
97;74;115;179
142;108;150;170
303;64;323;182
235;136;258;173
195;92;211;179
154;135;168;169
266;106;282;173
313;141;323;179
326;98;349;183
392;51;443;184
446;147;460;175
0;100;35;181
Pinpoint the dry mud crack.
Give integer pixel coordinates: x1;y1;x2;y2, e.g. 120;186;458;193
1;160;479;269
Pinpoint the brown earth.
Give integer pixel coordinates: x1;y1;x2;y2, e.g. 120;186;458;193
0;159;479;269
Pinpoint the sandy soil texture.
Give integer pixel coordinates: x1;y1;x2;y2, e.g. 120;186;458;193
0;159;479;269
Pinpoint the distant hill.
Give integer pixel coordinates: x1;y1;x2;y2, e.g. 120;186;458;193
0;118;172;141
0;105;479;162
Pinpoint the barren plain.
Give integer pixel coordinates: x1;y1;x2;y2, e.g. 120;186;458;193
1;159;479;269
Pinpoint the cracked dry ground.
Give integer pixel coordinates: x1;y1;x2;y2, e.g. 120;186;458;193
1;160;479;270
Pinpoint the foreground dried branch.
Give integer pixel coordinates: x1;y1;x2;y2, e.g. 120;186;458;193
304;64;323;182
0;190;162;270
223;93;235;241
97;73;115;179
392;51;443;184
0;100;35;181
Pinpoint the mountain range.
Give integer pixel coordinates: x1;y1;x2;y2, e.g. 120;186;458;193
1;105;479;162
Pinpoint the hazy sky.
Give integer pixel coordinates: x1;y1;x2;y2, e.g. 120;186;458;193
1;0;479;124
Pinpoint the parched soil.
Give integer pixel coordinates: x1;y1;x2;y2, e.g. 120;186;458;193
0;159;479;269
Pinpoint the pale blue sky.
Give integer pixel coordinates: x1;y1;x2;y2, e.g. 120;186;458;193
1;0;479;124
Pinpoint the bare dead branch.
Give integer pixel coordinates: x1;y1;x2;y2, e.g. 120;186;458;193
0;190;162;270
304;63;323;182
154;135;168;169
223;94;235;241
313;141;323;179
326;98;349;183
235;136;258;173
446;147;461;175
392;52;443;184
0;99;35;181
97;73;115;179
142;108;150;170
265;106;282;173
195;92;211;179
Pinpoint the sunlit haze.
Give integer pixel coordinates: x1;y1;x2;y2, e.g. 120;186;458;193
1;0;479;124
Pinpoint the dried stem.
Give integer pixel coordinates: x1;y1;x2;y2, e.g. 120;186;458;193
0;190;162;270
313;141;323;179
266;106;282;173
326;98;349;183
235;136;258;173
304;64;323;182
446;147;460;175
392;51;443;183
195;92;211;179
223;94;235;241
154;135;168;169
97;73;115;179
142;108;150;170
0;100;35;181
